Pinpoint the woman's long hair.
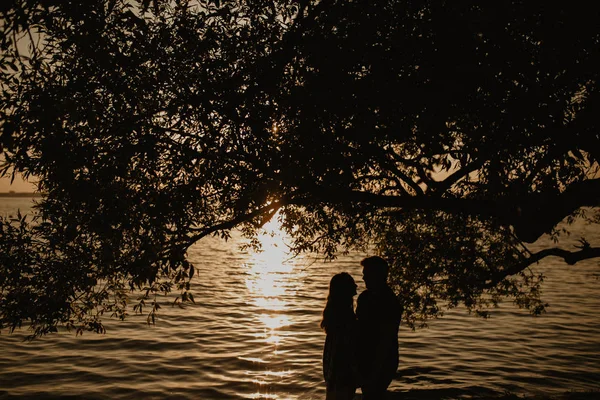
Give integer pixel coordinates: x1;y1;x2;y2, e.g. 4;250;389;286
320;272;357;333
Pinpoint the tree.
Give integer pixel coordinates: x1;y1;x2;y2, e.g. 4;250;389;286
1;0;598;337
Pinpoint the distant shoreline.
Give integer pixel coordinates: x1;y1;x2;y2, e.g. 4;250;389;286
0;192;43;198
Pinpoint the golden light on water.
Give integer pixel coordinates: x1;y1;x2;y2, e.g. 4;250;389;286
247;215;292;274
257;314;291;345
245;213;294;313
244;212;298;336
242;212;304;399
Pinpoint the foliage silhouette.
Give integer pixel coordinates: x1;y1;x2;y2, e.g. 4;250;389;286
0;0;599;337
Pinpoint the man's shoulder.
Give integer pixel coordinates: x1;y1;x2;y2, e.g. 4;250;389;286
359;286;397;299
358;287;398;306
383;286;400;302
357;289;372;303
361;286;402;312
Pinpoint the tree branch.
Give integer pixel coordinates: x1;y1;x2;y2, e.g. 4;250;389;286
307;186;499;214
485;246;600;288
511;178;600;242
436;157;485;193
306;178;600;243
185;199;290;246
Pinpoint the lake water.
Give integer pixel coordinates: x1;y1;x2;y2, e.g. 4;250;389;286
0;198;599;399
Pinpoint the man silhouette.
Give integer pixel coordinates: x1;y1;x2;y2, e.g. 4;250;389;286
356;256;402;399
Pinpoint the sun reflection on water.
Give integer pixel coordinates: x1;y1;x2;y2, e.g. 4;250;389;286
257;314;291;345
243;213;302;398
245;214;296;316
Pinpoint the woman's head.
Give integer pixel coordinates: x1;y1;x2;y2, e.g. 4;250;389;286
328;272;357;300
320;272;357;332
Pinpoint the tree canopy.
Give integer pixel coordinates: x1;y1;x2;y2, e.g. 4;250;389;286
1;0;599;337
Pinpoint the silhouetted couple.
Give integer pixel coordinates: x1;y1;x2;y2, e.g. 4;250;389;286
321;256;403;400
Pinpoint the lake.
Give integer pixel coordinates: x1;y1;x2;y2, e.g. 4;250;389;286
0;198;599;399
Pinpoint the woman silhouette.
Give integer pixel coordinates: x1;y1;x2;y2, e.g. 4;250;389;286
321;272;359;400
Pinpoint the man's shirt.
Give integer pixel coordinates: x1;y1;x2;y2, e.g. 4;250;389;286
356;285;403;383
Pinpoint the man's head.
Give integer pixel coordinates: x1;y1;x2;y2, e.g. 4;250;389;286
360;256;389;290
